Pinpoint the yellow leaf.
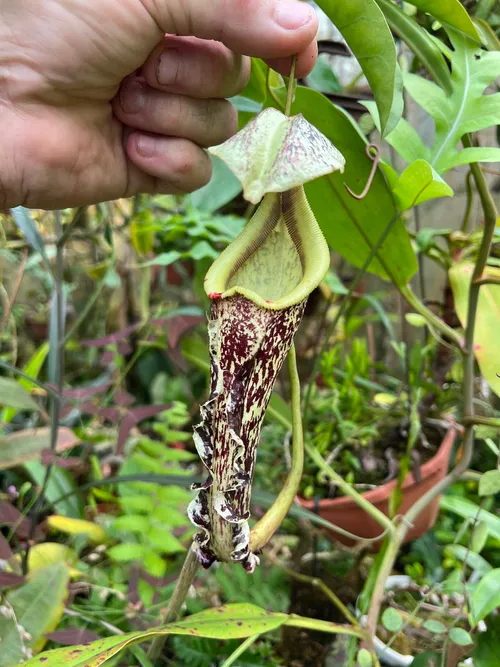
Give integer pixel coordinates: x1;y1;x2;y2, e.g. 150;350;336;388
450;262;500;398
47;515;107;544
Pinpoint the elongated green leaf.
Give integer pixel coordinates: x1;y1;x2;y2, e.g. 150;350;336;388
23;604;288;667
2;563;69;666
375;0;452;92
391;159;453;210
282;88;417;285
440;496;500;541
0;427;78;470
0;377;41;413
25;460;83;518
9;208;48;262
474;18;500;50
449;262;500;397
470;569;500;626
405;0;480;40
315;0;402;135
444;544;492;576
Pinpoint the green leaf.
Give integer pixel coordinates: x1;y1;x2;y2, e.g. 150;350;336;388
140;250;182;268
404;0;480;40
2;344;50;423
470;569;500;626
190;156;242;213
1;563;69;666
375;0;452;93
403;30;500;173
471;522;490;555
306;54;341;94
146;527;185;554
382;607;404;633
107;543;146;563
189;241;218;261
423;619;447;634
473;616;500;667
0;377;41;413
479;470;500;497
450;627;474;646
112;515;147;533
357;648;373;667
288;88;416;285
315;0;403;135
10;207;48;262
450;262;500;397
441;495;500;541
23;604;288;667
391;159;453;210
444;544;492;575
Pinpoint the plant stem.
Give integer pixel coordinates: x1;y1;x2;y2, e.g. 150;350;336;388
279;565;359;626
285;56;297;117
461;170;474;234
305;444;394;534
462;415;500;427
148;544;199;662
251;344;304;551
366;136;499;647
399;284;464;349
221;635;261;667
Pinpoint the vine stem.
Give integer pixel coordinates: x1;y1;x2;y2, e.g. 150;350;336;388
284;55;297;117
365;135;499;645
148;544;199;662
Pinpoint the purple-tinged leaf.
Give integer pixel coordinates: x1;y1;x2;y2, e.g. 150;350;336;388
116;404;169;454
0;501;43;539
114;389;136;407
0;572;26;590
0;533;13;560
63;382;113;400
82;323;140;347
45;628;101;646
99;407;122;422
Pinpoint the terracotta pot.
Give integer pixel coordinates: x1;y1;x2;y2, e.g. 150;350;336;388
299;428;456;547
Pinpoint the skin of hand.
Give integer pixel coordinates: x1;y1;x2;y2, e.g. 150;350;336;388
0;0;318;210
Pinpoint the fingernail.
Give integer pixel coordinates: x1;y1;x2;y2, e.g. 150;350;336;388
120;80;146;114
136;134;158;158
157;49;180;85
275;1;315;30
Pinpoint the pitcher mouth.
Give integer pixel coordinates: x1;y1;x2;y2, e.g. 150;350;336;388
204;187;330;310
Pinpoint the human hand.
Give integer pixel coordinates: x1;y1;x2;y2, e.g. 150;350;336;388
0;0;318;210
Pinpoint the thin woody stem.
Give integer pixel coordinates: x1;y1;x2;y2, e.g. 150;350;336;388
148;544;199;662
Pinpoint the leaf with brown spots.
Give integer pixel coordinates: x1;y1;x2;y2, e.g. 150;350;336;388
22;604;287;666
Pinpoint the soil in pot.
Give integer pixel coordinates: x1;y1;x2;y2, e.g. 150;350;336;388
299;426;455;545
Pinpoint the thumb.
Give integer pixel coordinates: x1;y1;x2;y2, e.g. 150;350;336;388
142;0;318;60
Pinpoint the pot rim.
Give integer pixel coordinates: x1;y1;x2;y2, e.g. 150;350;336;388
299;426;456;509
